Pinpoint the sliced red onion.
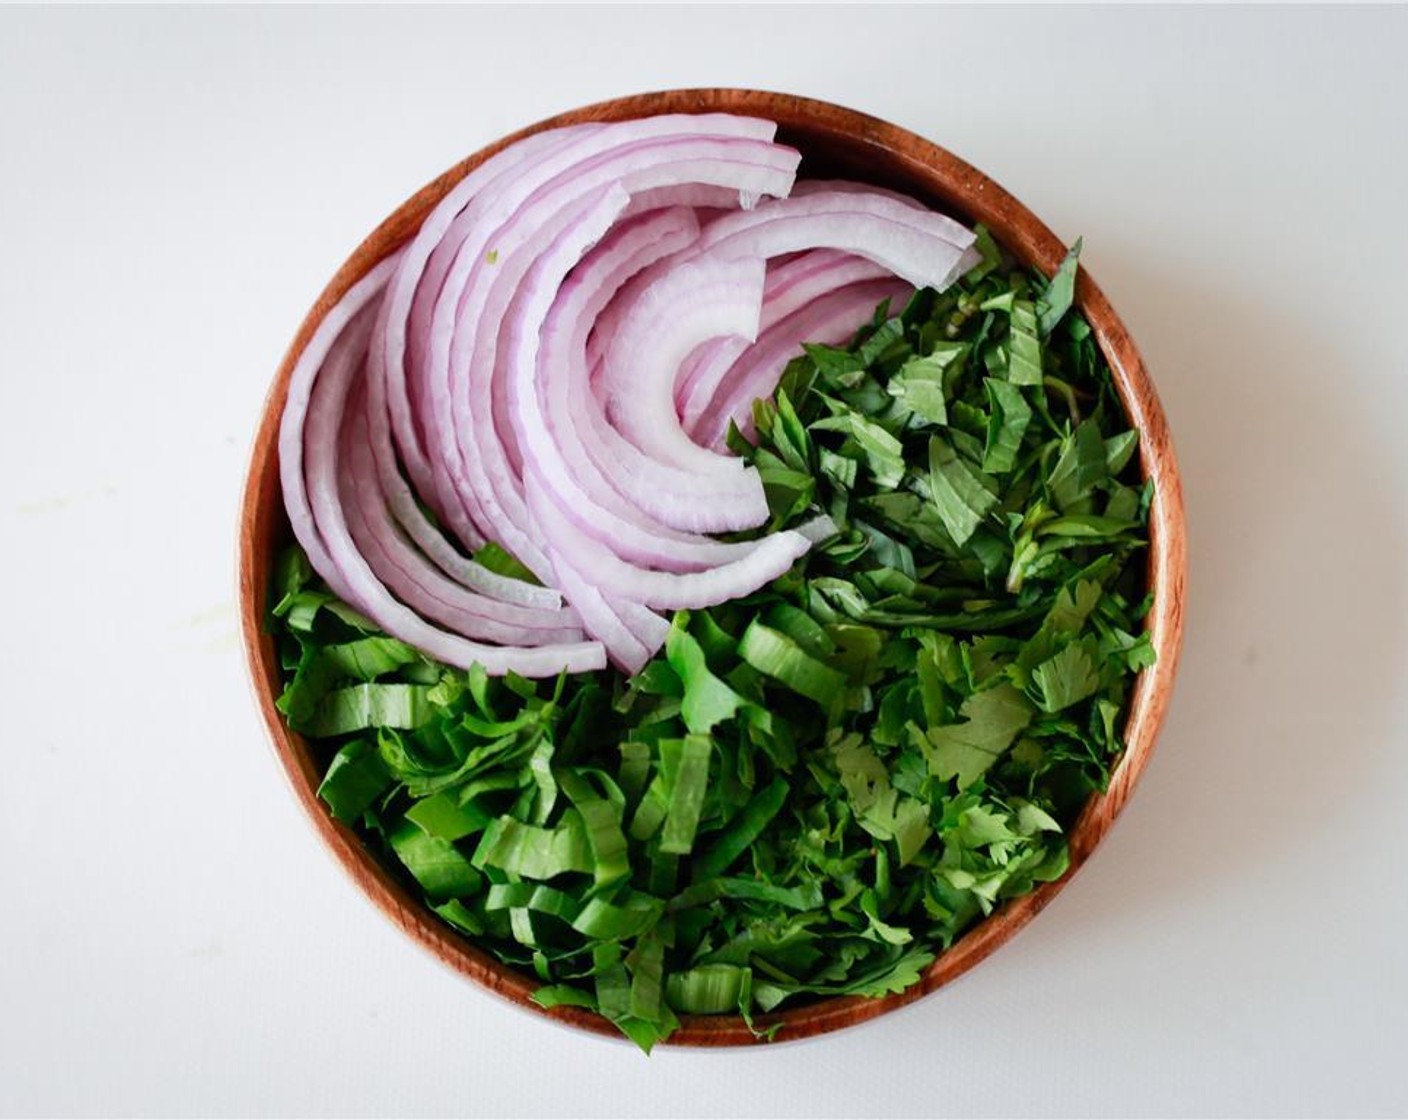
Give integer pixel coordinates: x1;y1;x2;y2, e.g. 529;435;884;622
697;189;975;289
795;512;841;545
422;129;800;578
380;126;597;549
755;249;894;324
676;249;890;428
292;270;606;675
614;596;671;657
790;177;928;210
340;398;583;645
574;373;772;533
524;210;768;567
673;336;747;417
693;276;915;448
525;474;812;611
601;254;765;475
281;115;980;677
280;252;403;610
785;182;979;275
542;549;649;674
622;183;755;217
433;133;799;535
359;359;567;612
589;192;972;491
505;187;802;656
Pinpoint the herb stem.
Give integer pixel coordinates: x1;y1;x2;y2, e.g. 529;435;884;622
1043;375;1082;425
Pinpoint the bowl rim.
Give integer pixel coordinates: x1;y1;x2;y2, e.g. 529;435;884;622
238;87;1187;1047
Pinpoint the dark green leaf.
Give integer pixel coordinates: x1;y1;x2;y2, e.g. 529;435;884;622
1047;419;1108;511
532;984;596;1011
388;821;482;902
405;791;491;841
316;739;392;824
692;777;789;882
432;899;485;936
888;351;959;426
303;683;434;738
1104;430;1139;476
813;405;906;490
1037;239;1082;337
982;378;1033;474
1007;300;1043;386
666;964;750;1014
666;614;748;735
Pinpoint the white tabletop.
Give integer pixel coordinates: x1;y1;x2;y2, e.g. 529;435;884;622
4;6;1407;1117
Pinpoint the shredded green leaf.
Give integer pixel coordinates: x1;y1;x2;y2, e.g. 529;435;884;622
271;234;1150;1052
927;436;998;546
1037;238;1082;337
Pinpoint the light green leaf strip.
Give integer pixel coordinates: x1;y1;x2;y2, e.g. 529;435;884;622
472;813;592;880
981;378;1033;474
304;683;434;738
1037;238;1082;337
559;769;631;887
737;621;848;706
660;735;713;856
388;821;482;902
927;436;998;547
1007;300;1044;386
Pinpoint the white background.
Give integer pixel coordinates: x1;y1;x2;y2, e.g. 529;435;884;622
3;5;1406;1117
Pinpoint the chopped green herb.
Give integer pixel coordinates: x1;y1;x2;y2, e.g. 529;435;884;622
270;235;1150;1052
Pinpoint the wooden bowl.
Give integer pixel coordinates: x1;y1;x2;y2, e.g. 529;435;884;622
239;89;1187;1046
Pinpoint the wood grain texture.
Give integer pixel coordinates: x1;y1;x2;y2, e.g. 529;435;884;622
238;88;1187;1047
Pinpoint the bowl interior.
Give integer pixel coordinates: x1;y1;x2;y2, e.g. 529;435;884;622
239;88;1186;1046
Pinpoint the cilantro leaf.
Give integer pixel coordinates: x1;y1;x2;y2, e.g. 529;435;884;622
923;683;1035;789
